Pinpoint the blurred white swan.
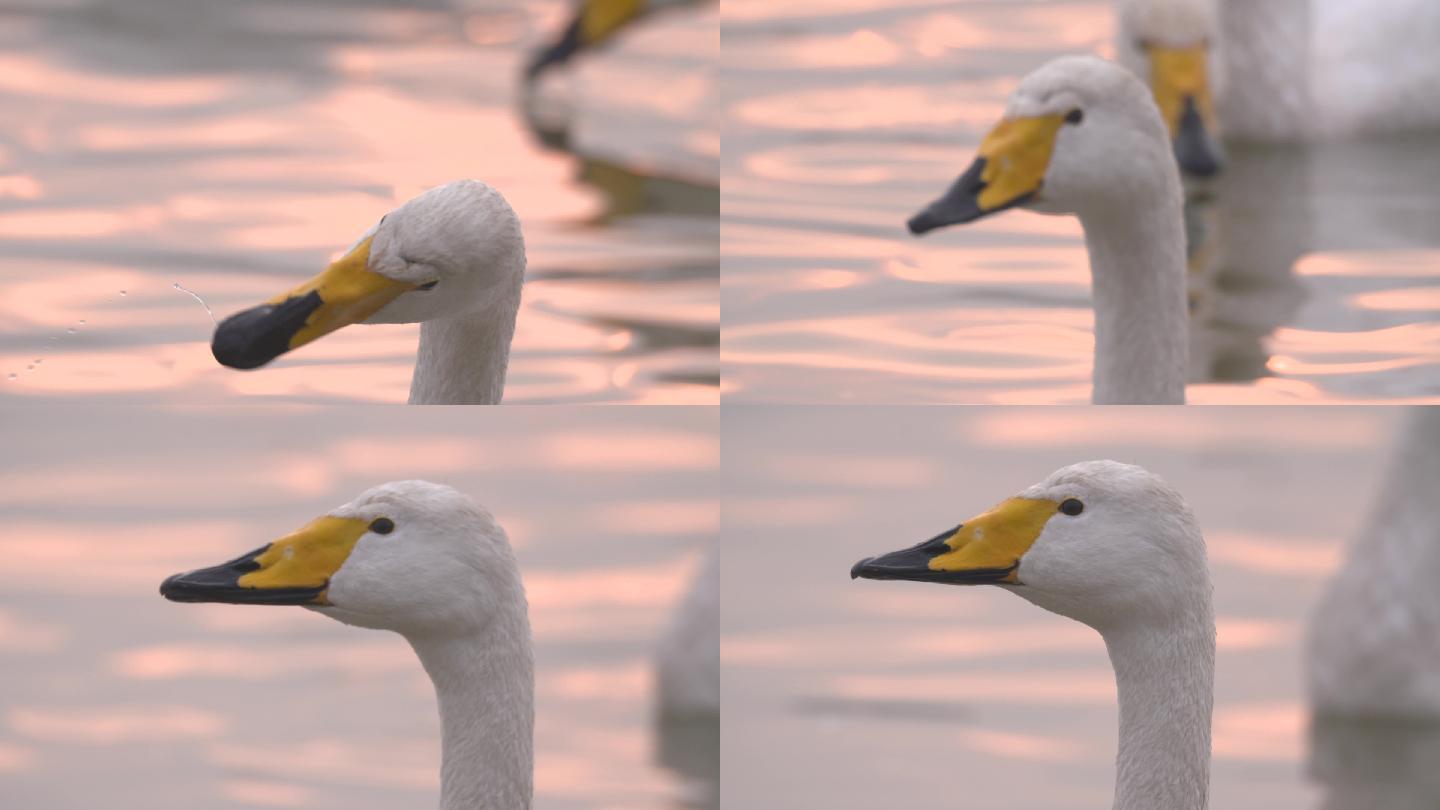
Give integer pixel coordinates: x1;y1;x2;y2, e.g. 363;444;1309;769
853;461;1214;810
1115;0;1440;166
210;181;525;405
908;57;1188;404
1308;408;1440;717
162;481;534;809
657;546;719;716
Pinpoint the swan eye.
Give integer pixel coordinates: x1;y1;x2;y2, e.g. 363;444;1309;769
370;517;395;534
1059;498;1084;516
1064;108;1083;125
417;280;438;291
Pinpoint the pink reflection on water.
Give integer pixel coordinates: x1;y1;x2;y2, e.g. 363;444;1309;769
958;409;1383;450
526;560;691;611
1212;701;1305;762
544;660;648;701
725;496;857;528
111;639;414;681
535;430;718;471
0;609;65;653
760;452;939;489
210;739;438;790
1350;287;1440;312
0;742;37;773
783;30;903;68
1216;618;1294;651
219;780;315;808
1209;532;1341;578
829;670;1117;704
725;623;1098;669
0;522;247;594
9;705;225;743
957;728;1085;762
590;499;718;536
734;82;1012;132
1294;249;1440;278
0;54;235;107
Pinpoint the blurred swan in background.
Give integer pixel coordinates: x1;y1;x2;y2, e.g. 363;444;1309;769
210;181;525;405
161;480;534;810
853;460;1214;810
908;56;1188;404
520;0;719;187
657;546;718;716
1306;408;1440;808
1308;408;1440;716
1116;0;1440;173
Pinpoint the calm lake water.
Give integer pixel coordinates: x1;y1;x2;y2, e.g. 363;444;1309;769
0;403;717;810
720;0;1440;404
0;0;717;404
722;406;1426;809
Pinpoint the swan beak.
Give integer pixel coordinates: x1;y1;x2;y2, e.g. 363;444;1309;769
850;497;1057;584
159;516;370;606
907;115;1065;234
1149;44;1224;177
525;0;647;79
211;236;416;370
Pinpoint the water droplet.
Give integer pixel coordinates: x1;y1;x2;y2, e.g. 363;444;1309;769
6;374;15;381
173;281;217;323
78;319;86;325
119;290;128;296
65;328;76;335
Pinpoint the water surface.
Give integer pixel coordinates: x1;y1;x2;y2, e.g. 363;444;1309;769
720;0;1440;403
0;0;718;404
0;403;718;809
722;406;1416;809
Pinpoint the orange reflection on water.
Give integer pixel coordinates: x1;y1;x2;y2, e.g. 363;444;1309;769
9;705;225;744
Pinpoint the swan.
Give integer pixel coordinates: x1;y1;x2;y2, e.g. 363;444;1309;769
851;460;1214;810
1115;0;1440;160
656;546;719;717
525;0;712;79
907;56;1188;404
210;180;526;405
159;480;533;810
1307;408;1440;718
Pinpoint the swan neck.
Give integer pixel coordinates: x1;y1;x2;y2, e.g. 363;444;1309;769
1103;616;1214;810
1079;196;1188;405
409;618;534;810
409;293;520;405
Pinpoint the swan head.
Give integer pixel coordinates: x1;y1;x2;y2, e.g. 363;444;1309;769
525;0;652;79
851;460;1210;631
159;480;527;638
1115;0;1225;176
211;180;526;371
908;57;1183;235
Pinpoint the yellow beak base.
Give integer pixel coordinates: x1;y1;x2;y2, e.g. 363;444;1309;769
908;115;1066;235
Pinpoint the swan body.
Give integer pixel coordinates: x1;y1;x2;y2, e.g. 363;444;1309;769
211;181;526;405
908;56;1188;404
657;547;719;716
1307;409;1440;718
161;480;534;810
1116;0;1440;148
852;460;1214;810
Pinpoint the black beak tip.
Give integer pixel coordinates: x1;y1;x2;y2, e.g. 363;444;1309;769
850;557;875;580
906;214;936;236
159;572;200;602
1178;152;1223;178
